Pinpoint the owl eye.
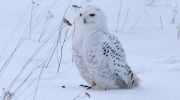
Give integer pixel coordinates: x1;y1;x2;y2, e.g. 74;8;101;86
80;13;82;16
89;14;95;17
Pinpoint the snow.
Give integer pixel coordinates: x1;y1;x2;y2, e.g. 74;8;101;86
0;0;180;100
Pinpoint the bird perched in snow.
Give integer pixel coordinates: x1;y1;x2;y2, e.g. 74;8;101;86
72;5;139;90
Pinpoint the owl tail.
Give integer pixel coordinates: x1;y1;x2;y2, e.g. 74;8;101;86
127;72;140;88
116;71;140;89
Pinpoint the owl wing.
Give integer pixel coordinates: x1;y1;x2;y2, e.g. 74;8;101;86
101;34;138;88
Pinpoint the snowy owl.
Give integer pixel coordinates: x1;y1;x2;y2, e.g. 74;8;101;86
72;5;139;90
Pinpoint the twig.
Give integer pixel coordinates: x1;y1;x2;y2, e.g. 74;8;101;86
144;10;152;21
39;11;53;42
29;0;35;39
38;18;50;42
121;8;129;31
116;0;123;32
131;15;142;30
72;92;91;100
0;38;24;78
56;18;72;70
177;24;180;39
71;21;76;63
33;64;45;100
13;63;40;94
57;29;68;73
171;4;178;24
160;15;163;30
146;0;156;6
45;34;61;69
15;78;37;100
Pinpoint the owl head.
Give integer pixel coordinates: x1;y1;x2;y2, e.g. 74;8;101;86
74;5;108;33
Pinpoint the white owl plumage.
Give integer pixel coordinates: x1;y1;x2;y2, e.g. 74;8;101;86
72;5;139;89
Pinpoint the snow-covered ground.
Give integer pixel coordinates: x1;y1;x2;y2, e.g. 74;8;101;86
0;0;180;100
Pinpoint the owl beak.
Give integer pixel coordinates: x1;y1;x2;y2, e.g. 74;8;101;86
84;18;87;24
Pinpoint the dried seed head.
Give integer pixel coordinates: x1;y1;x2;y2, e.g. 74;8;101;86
85;92;90;98
72;5;81;8
63;18;72;26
